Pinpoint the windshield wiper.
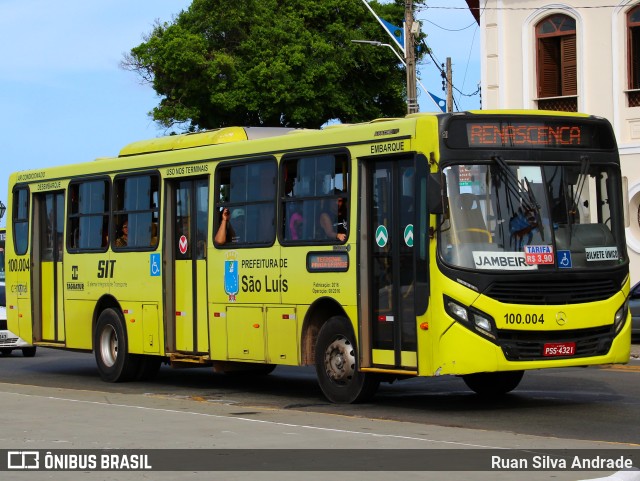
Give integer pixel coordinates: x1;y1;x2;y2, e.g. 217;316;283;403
493;155;545;241
570;156;590;222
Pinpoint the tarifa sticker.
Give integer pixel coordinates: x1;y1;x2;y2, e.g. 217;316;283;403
473;251;537;270
524;245;554;265
585;247;618;262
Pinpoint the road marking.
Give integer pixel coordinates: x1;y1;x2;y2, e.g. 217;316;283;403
598;364;640;372
0;391;502;449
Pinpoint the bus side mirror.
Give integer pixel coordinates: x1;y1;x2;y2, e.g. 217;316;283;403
428;173;445;215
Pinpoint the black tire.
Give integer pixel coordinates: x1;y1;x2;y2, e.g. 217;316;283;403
462;370;524;396
135;355;163;381
0;349;13;356
94;308;140;382
315;316;379;403
21;346;37;357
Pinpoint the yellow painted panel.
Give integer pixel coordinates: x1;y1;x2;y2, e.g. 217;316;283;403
372;349;395;366
56;266;65;342
227;306;265;361
265;306;298;365
209;305;228;360
60;299;94;350
16;298;32;342
142;304;160;354
174;260;194;351
372;350;417;368
40;262;55;341
400;351;417;368
196;260;209;353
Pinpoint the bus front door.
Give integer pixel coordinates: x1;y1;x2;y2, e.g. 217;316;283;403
32;191;65;344
166;178;209;354
362;158;419;370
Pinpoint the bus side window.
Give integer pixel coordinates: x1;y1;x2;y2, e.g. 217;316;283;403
67;180;109;252
113;174;160;250
281;153;349;244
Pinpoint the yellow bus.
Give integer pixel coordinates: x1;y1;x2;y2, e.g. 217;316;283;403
0;227;5;282
5;111;631;402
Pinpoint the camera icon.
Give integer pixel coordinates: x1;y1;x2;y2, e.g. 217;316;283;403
7;451;40;469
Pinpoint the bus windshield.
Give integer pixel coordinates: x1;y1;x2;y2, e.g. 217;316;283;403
439;160;625;271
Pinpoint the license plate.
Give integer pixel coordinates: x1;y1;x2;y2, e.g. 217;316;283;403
543;342;576;357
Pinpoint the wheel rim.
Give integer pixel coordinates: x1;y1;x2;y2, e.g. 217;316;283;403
99;325;118;368
323;335;355;385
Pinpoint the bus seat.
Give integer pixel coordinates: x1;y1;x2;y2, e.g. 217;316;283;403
150;223;158;246
457;194;490;243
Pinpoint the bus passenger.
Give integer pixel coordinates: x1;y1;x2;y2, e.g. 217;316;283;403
319;197;347;242
215;208;236;245
115;221;128;247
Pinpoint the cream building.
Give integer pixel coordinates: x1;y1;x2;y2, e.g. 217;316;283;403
467;0;640;283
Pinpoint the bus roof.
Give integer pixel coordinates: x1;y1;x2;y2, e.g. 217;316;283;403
118;126;297;157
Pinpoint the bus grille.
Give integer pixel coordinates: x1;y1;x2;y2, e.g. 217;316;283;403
485;279;619;305
497;326;614;361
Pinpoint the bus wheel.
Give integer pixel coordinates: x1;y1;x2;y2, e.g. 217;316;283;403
94;308;140;382
315;316;379;404
462;370;524;396
21;347;37;357
0;349;13;356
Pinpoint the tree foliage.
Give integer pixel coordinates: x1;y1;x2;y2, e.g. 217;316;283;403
122;0;426;130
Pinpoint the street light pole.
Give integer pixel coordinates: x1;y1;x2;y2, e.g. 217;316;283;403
404;0;418;114
351;40;406;65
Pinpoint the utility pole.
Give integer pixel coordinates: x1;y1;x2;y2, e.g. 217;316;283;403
404;0;418;114
446;57;453;113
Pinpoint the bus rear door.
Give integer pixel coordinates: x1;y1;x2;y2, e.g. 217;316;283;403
165;178;209;355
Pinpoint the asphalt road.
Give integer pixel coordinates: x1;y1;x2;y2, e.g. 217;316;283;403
0;345;639;445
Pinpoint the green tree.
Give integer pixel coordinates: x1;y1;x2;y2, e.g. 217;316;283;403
122;0;425;130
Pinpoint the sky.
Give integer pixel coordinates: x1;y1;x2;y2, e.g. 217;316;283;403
0;0;479;226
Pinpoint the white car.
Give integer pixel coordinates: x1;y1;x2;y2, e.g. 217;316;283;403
0;282;36;357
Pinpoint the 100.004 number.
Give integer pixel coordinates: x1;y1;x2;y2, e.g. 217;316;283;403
503;313;545;325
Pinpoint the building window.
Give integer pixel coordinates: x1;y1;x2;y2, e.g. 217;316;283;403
536;14;577;111
628;6;640;106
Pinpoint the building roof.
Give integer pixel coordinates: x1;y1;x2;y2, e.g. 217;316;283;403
466;0;480;24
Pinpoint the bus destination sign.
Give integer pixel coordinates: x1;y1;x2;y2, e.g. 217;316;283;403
445;117;615;150
468;123;581;147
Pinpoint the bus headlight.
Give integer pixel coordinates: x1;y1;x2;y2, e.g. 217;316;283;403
472;313;496;340
445;297;469;322
614;299;629;333
444;296;497;341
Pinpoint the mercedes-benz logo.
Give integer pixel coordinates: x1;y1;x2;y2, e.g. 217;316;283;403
556;311;567;326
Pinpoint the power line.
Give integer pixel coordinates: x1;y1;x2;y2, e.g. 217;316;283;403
422;18;477;32
421;40;480;99
416;4;627;13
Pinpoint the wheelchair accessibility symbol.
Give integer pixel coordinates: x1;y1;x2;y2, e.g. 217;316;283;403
557;250;572;269
150;253;161;276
